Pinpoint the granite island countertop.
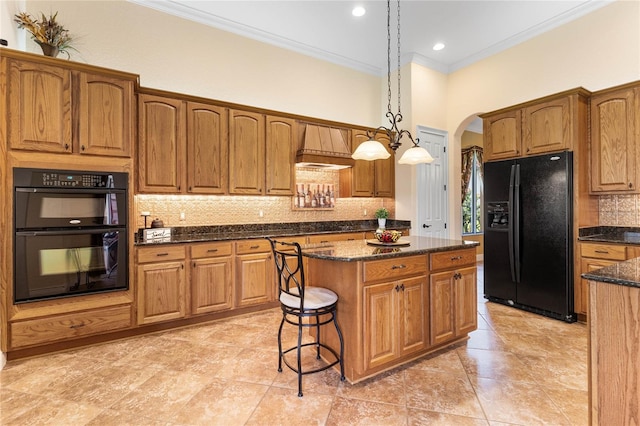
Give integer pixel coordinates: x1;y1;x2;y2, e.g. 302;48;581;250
300;236;479;262
582;258;640;288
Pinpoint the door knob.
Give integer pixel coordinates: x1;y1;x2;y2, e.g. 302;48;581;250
422;224;431;228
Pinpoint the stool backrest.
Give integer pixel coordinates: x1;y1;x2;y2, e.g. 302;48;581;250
268;238;306;306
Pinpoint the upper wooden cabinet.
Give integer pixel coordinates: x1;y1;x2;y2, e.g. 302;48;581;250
589;83;640;193
4;54;136;157
341;129;395;198
138;92;229;194
482;89;589;162
229;109;265;195
187;102;228;194
265;116;296;196
138;94;185;193
483;110;521;161
522;96;572;156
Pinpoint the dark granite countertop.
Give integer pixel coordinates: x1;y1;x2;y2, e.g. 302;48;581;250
578;226;640;244
135;220;412;245
582;257;640;288
300;236;479;262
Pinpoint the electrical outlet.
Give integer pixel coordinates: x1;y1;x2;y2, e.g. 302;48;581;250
179;212;186;221
259;210;264;218
363;209;367;216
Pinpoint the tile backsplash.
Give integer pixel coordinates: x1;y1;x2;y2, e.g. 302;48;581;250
599;194;640;226
135;167;394;229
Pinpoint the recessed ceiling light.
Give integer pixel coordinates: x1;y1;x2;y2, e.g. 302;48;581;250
433;43;445;51
352;6;366;17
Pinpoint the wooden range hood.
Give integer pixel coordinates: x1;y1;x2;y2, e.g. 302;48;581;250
296;124;355;169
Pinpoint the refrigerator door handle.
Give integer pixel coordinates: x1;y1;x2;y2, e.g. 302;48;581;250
508;164;516;283
514;163;521;283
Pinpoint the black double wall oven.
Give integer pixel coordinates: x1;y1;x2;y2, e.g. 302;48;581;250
14;168;129;303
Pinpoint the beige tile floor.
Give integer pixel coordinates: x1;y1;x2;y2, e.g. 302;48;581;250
0;263;588;425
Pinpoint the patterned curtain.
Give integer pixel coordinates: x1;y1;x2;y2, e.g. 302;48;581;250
461;146;483;204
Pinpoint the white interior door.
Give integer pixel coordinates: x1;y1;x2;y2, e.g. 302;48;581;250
416;126;448;238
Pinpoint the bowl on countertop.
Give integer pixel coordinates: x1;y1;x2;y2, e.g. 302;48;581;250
373;230;402;243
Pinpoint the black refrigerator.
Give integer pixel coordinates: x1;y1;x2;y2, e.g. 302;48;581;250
483;151;575;322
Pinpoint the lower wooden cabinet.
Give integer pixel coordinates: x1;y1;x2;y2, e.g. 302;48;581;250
10;305;131;348
429;249;477;346
190;242;233;315
578;242;635;320
235;239;274;308
136;245;187;325
363;275;428;370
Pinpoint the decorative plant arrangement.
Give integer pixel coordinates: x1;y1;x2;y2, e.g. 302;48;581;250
375;207;389;229
14;11;75;58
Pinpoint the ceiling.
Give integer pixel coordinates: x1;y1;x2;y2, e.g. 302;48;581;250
131;0;612;75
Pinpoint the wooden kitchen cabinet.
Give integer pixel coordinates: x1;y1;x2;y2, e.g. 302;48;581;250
483;89;589;162
341;129;395;198
136;245;187;325
522;96;572;155
138;93;185;193
429;249;477;346
190;242;233;315
229;109;265;195
589;83;640;193
483;110;521;161
4;54;136;157
577;242;634;321
266;115;296;196
186;102;228;194
235;239;274;307
6;58;72;153
363;275;428;370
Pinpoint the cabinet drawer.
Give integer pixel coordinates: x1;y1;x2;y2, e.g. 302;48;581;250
430;249;476;272
236;239;271;254
580;243;629;261
191;241;233;258
308;232;365;243
363;255;427;283
10;305;132;348
137;245;186;263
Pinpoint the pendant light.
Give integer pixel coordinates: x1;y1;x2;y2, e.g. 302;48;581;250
351;0;434;165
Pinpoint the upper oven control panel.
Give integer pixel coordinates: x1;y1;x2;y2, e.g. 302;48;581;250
41;172;109;188
13;168;128;190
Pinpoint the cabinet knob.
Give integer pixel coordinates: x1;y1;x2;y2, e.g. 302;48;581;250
64;143;70;150
81;145;86;151
391;264;406;270
629;182;634;189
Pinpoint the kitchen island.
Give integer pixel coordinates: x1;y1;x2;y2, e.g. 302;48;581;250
582;259;640;426
301;236;479;383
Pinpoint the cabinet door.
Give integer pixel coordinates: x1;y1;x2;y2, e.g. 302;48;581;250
192;256;233;314
522;97;571;155
138;94;185;193
235;252;274;307
266;116;296;195
137;261;187;324
350;130;375;197
399;276;428;356
6;58;72;153
590;86;638;193
455;267;477;336
578;258;617;317
363;282;398;370
187;102;228;194
483;110;521;161
374;133;395;198
229;110;265;195
429;271;455;346
77;72;134;157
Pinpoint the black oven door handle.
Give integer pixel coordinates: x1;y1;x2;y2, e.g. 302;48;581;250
16;227;126;236
15;187;126;195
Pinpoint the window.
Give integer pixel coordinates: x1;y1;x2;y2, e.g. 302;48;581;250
462;147;483;234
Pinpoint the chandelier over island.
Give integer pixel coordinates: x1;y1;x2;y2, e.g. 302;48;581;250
351;0;434;166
